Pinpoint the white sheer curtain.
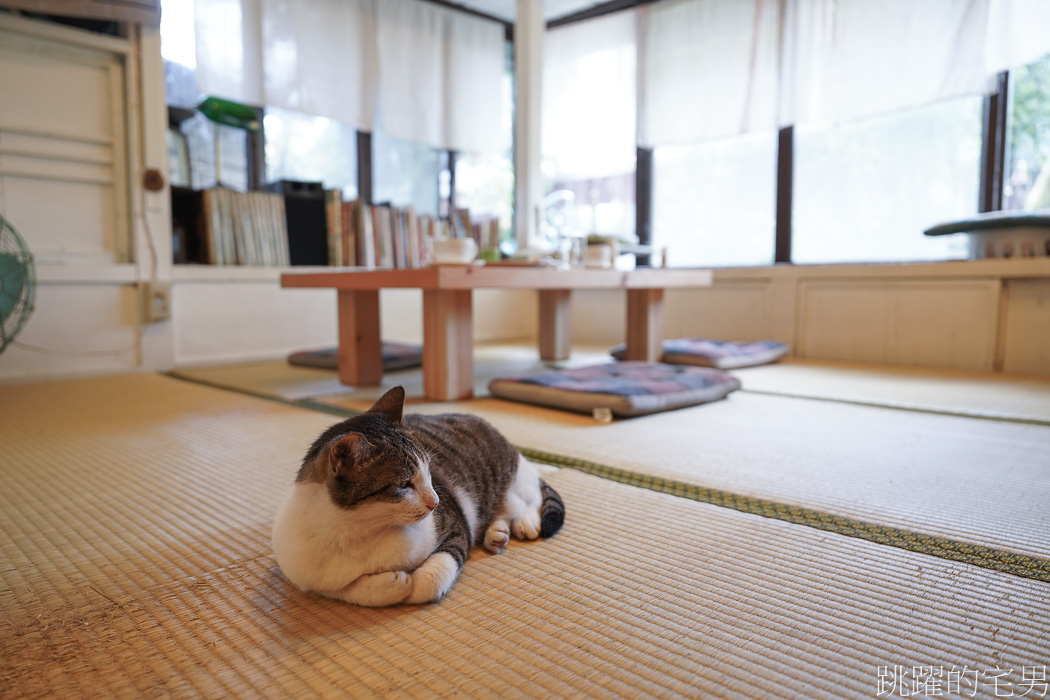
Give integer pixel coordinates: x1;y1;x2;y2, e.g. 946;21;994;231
781;0;992;128
984;0;1050;75
194;0;503;152
542;10;638;178
376;0;505;154
194;0;264;106
641;0;1050;144
640;0;779;147
261;0;377;131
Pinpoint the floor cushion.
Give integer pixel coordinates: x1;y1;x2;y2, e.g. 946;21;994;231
610;338;789;370
287;342;423;372
488;362;741;418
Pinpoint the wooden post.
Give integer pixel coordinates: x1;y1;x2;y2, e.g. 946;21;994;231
624;288;665;361
538;289;572;361
336;290;383;385
423;289;474;400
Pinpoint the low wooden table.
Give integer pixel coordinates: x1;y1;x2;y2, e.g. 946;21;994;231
281;265;713;401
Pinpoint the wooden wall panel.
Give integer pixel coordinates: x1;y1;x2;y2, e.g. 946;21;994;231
665;283;773;343
798;280;1001;370
1002;279;1050;375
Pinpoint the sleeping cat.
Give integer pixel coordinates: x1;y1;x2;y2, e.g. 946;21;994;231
272;386;565;607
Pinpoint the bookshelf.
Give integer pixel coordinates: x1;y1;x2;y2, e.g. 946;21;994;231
170;180;502;272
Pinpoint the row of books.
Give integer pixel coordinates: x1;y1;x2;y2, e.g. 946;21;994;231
323;191;501;269
200;188;290;266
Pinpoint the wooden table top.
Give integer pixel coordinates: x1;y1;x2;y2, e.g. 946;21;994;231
281;265;713;291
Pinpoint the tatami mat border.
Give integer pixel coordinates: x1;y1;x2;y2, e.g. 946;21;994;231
738;388;1050;427
163;372;1050;585
516;447;1050;584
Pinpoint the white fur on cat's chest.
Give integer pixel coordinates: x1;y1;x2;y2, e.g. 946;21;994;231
271;483;437;594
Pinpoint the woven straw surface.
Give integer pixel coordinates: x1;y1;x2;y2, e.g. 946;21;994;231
318;391;1050;561
4;374;1048;698
735;359;1050;424
171;344;614;403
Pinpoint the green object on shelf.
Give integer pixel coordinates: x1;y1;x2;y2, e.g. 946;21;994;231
197;97;260;132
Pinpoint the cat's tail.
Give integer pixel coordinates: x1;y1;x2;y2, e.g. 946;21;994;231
538;479;565;538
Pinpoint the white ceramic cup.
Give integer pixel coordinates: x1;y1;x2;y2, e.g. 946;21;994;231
432;237;478;264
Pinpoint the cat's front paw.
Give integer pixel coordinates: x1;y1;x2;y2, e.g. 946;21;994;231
405;552;460;604
512;510;541;540
340;570;413;607
484;520;510;553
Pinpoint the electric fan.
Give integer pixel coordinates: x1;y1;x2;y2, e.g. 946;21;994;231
0;212;35;354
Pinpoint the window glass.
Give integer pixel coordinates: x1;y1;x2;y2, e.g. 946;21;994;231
180;113;249;191
793;98;979;264
1006;51;1050;210
652;133;777;267
264;107;357;198
542;12;637;247
453;41;515;244
372;123;444;217
160;0;250;191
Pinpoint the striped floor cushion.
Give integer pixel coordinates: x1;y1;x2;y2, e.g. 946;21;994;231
610;338;789;369
287;342;423;372
488;362;741;418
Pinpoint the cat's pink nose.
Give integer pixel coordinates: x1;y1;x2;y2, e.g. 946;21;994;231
425;494;439;510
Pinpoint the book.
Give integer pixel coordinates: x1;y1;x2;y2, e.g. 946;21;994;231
324;189;343;267
356;201;376;269
341;199;357;266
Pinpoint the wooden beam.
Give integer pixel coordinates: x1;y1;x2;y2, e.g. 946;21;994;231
336;290;383;386
775;126;794;264
538;289;572;360
422;289;474;400
624;288;665;361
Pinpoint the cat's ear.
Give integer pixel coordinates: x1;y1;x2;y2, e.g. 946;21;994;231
329;433;369;474
368;386;406;424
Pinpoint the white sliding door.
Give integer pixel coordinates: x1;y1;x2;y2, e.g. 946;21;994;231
0;27;129;266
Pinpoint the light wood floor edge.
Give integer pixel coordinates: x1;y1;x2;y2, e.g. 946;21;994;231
161;371;1050;585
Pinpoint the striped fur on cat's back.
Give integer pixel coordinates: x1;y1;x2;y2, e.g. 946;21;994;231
271;386;565;607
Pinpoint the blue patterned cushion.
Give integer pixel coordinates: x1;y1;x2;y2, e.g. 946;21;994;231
488;362;740;417
610;338;789;369
287;342;422;372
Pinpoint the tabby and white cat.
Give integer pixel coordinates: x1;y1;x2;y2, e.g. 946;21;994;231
272;386;565;607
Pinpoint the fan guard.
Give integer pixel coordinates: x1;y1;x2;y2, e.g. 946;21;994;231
0;213;36;354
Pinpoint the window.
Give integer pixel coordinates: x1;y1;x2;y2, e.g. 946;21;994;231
264;107;357;198
792;99;980;264
160;0;251;192
452;41;515;245
652;133;777;268
542;12;638;247
1005;51;1050;211
372;123;445;217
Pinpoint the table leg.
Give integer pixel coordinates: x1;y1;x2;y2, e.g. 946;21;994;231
624;288;665;361
422;289;474;401
538;289;572;361
337;290;383;385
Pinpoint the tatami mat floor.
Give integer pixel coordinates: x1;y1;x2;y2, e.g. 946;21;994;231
3;346;1050;698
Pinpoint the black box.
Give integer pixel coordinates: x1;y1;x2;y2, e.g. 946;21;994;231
266;180;329;266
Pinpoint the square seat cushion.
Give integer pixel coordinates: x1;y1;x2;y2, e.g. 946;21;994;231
488;362;741;418
610;338;789;369
288;342;423;372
